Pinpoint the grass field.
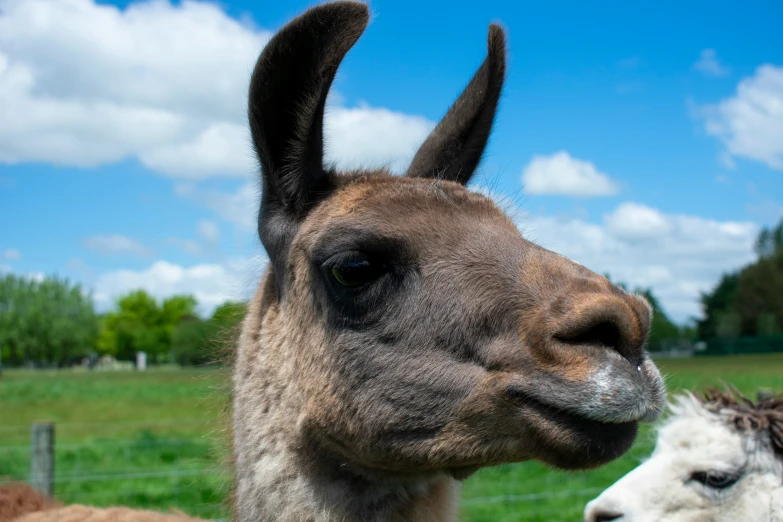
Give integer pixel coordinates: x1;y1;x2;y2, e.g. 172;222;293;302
1;354;782;521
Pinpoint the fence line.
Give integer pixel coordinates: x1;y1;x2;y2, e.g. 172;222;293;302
0;418;212;432
461;487;602;505
53;469;223;484
1;420;608;521
0;468;221;486
0;438;217;451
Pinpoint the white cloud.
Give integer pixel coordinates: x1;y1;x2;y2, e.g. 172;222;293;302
0;0;268;176
324;102;434;173
605;202;672;239
83;235;153;258
93;257;265;316
2;248;21;261
519;203;758;322
176;182;258;230
0;0;435;180
700;64;783;171
139;122;256;179
28;272;46;283
521;151;619;197
694;49;730;77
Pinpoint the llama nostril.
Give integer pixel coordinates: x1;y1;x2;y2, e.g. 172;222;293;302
591;512;623;522
555;320;621;353
551;294;647;365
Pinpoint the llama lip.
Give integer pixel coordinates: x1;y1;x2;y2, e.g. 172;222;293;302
505;387;642;428
505;388;639;468
505;362;663;426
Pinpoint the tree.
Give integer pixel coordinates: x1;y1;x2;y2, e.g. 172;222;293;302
170;300;247;366
161;295;198;337
755;219;783;259
171;315;213;366
697;272;740;339
732;252;783;335
98;290;198;362
697;216;783;338
0;274;98;366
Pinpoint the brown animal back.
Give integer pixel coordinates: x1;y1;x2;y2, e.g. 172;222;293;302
0;483;60;522
14;505;206;522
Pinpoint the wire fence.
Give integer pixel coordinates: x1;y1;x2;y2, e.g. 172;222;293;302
0;420;614;521
0;420;230;520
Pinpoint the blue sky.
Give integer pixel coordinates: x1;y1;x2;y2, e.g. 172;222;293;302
1;0;781;321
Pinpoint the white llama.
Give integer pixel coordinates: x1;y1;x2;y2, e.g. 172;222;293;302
585;389;783;522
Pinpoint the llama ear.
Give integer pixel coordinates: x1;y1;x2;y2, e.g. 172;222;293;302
248;2;369;278
406;24;506;185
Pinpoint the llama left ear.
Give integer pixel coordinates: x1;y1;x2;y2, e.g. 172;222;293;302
248;1;369;289
406;24;506;185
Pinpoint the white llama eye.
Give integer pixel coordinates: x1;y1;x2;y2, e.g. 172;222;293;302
689;470;741;490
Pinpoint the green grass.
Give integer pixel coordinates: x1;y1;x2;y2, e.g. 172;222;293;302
1;354;781;521
0;368;230;518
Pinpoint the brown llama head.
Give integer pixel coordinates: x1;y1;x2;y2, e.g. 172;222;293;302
239;0;666;483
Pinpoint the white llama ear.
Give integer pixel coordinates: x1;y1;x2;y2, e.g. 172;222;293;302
406;24;506;185
248;1;369;281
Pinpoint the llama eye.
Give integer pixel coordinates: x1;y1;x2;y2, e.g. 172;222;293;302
329;257;385;288
690;470;740;490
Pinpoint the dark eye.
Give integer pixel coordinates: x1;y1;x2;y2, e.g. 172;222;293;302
690;470;740;490
329;256;386;288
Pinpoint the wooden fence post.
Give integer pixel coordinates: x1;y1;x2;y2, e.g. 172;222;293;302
30;422;55;497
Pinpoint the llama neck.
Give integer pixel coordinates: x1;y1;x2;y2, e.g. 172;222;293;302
231;440;460;521
231;276;461;522
231;357;461;522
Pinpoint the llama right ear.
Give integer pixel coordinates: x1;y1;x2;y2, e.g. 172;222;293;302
248;1;369;279
406;25;506;185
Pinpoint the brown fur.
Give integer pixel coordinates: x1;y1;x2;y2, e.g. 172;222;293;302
0;483;61;522
700;387;783;456
232;2;667;521
0;483;208;522
14;505;204;522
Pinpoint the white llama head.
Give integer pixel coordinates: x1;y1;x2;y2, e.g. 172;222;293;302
584;389;783;522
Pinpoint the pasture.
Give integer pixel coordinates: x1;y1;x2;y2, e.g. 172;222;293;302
1;354;782;521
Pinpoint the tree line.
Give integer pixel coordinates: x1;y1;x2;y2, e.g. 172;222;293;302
0;276;245;367
697;217;783;339
2;217;781;367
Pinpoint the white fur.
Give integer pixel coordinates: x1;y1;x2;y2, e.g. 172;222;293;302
584;393;783;522
579;357;665;424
